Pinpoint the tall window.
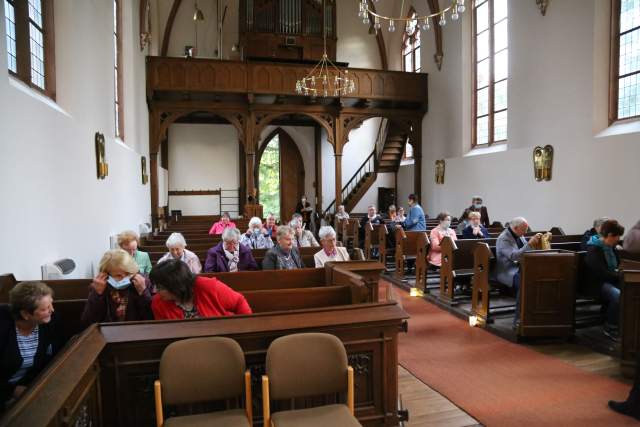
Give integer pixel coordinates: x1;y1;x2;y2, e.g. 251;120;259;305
4;0;55;98
114;0;124;139
402;11;421;73
610;0;640;122
473;0;508;147
258;135;281;220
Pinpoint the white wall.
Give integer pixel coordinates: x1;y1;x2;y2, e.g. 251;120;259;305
415;0;640;234
336;1;381;69
0;0;150;279
168;124;239;215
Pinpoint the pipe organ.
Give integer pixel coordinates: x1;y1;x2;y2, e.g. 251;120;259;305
240;0;337;61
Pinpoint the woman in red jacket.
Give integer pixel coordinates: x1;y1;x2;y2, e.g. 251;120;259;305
150;260;252;320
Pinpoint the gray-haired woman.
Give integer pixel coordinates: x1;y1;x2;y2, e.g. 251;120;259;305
240;217;274;249
157;232;202;274
262;226;304;270
314;226;350;267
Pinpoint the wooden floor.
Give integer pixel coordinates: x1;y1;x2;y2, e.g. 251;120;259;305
398;366;480;427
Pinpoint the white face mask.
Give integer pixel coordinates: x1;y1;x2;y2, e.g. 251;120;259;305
440;220;451;229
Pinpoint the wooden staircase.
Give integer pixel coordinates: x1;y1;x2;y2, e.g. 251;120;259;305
323;120;409;216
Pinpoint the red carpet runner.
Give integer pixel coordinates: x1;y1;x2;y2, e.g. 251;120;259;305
392;284;636;427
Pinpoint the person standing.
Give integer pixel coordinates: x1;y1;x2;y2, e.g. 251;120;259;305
402;194;426;231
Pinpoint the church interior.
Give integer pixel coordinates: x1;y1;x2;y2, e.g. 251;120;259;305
1;0;640;425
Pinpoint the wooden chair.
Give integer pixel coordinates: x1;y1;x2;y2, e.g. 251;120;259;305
262;333;359;427
154;337;252;427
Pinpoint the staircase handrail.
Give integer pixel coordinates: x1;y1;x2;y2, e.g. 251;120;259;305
322;149;376;217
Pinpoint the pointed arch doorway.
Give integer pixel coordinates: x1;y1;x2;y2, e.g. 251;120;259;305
256;128;305;221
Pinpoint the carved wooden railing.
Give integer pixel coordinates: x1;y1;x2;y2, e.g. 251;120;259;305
146;56;429;104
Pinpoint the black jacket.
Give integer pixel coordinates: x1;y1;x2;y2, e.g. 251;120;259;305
580;228;597;251
583;245;621;298
0;305;65;405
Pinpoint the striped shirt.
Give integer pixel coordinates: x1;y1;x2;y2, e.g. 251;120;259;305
9;326;39;384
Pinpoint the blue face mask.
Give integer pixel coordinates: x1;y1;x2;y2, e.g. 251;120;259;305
108;275;132;290
474;203;482;209
252;228;262;236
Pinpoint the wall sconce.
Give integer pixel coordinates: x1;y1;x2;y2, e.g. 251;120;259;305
536;0;549;16
95;132;108;179
141;156;149;185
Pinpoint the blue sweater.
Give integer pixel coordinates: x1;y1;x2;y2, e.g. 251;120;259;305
404;204;426;231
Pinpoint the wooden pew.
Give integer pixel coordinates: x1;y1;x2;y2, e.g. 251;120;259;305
364;222;388;263
620;259;640;378
342;218;361;250
394;229;429;291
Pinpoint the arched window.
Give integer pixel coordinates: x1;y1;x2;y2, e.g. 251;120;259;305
258;134;281;220
4;0;55;98
472;0;508;147
610;0;640;122
402;10;421;73
114;0;124;140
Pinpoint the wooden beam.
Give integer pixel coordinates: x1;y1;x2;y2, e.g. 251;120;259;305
427;0;445;70
168;190;222;196
161;0;183;57
314;125;323;212
366;0;388;71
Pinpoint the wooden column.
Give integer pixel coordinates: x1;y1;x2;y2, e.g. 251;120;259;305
245;115;257;201
149;152;159;229
412;122;422;201
334;115;344;210
314;125;323;212
334;153;342;208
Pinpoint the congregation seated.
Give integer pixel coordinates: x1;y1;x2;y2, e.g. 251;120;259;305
157;232;202;274
360;205;382;243
428;212;457;269
81;249;154;326
265;212;279;237
581;217;608;251
456;209;470;234
291;219;319;247
335;204;350;221
263;225;305;270
240;216;274;249
495;217;542;325
118;230;152;274
314;226;350;267
461;195;490;228
585;219;625;340
150;260;252;320
1;282;63;409
623;219;640;254
204;227;258;273
462;211;490;239
208;211;236;235
402;194;426;231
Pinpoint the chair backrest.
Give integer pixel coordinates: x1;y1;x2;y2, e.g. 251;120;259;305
159;337;245;405
266;333;348;400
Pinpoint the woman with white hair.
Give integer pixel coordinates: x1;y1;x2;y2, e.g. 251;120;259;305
204;227;258;273
157;233;202;274
240;217;274;249
262;226;304;270
290;219;319;247
314;226;350;267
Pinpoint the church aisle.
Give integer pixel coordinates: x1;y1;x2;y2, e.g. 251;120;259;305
392;283;636;427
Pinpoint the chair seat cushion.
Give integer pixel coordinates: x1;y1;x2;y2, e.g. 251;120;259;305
164;409;249;427
271;404;361;427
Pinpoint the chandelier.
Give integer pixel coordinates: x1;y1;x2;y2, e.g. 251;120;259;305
295;1;355;97
359;0;466;33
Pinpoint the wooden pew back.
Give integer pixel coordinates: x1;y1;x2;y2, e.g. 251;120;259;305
364;222;388;263
620;260;640;377
394;229;429;290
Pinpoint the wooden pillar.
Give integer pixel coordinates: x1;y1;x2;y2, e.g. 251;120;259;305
412;122;422;202
314;125;322;212
334;114;344;210
244;114;257;201
334;153;342;208
149;152;159;229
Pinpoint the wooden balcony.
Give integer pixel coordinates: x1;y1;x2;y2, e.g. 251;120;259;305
146;56;428;107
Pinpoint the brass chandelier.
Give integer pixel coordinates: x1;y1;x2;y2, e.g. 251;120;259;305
359;0;466;33
295;0;356;97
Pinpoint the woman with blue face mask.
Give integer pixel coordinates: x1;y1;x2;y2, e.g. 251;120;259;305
81;249;153;327
240;217;274;249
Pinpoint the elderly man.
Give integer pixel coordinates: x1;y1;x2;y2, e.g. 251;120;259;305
462;196;490;228
335;204;350;221
495;217;542;326
204;227;258;273
240;217;274;249
290;219;319;247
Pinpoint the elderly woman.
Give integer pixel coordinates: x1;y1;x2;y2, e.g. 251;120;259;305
204;227;258;273
428;212;457;268
151;260;252;320
81;249;153;326
240;217;274;249
290;219;319;247
265;213;279;237
386;205;398;221
396;207;406;223
1;282;63;406
118;230;152;274
335;205;350;221
314;226;350;267
263;225;305;270
462;211;490;239
157;233;202;274
208;212;236;235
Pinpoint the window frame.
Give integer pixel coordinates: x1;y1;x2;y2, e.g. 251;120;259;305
114;0;124;140
401;9;421;73
472;0;508;148
5;0;56;99
609;0;640;124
